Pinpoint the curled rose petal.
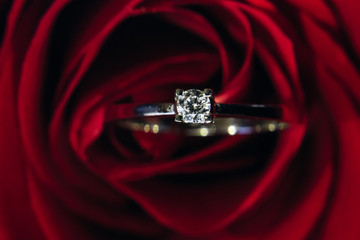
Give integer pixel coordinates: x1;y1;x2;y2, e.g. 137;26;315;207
0;0;359;239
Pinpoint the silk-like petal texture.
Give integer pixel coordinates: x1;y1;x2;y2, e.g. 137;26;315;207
0;0;359;239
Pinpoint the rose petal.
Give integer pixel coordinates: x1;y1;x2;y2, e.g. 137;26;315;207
110;125;305;234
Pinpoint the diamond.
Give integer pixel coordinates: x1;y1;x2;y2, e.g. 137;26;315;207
175;89;213;124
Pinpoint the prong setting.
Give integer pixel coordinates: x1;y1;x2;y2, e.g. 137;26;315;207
175;115;183;122
204;88;213;96
175;89;184;96
174;88;213;124
204;115;213;123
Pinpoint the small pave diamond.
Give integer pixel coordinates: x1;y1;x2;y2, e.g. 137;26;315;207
175;89;213;124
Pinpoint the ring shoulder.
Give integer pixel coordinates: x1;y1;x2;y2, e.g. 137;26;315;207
215;103;282;119
135;103;175;116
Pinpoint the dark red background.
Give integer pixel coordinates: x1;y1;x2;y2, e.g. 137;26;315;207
0;0;359;239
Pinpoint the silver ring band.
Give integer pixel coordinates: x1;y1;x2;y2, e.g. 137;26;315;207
105;89;289;136
105;103;283;120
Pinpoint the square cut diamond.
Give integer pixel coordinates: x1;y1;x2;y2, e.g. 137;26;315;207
175;89;213;124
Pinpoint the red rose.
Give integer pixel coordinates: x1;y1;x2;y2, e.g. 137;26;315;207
1;0;359;239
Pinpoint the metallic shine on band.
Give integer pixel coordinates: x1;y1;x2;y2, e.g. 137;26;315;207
105;89;289;136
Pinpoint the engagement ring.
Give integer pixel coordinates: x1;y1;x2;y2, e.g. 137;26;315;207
105;89;289;136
